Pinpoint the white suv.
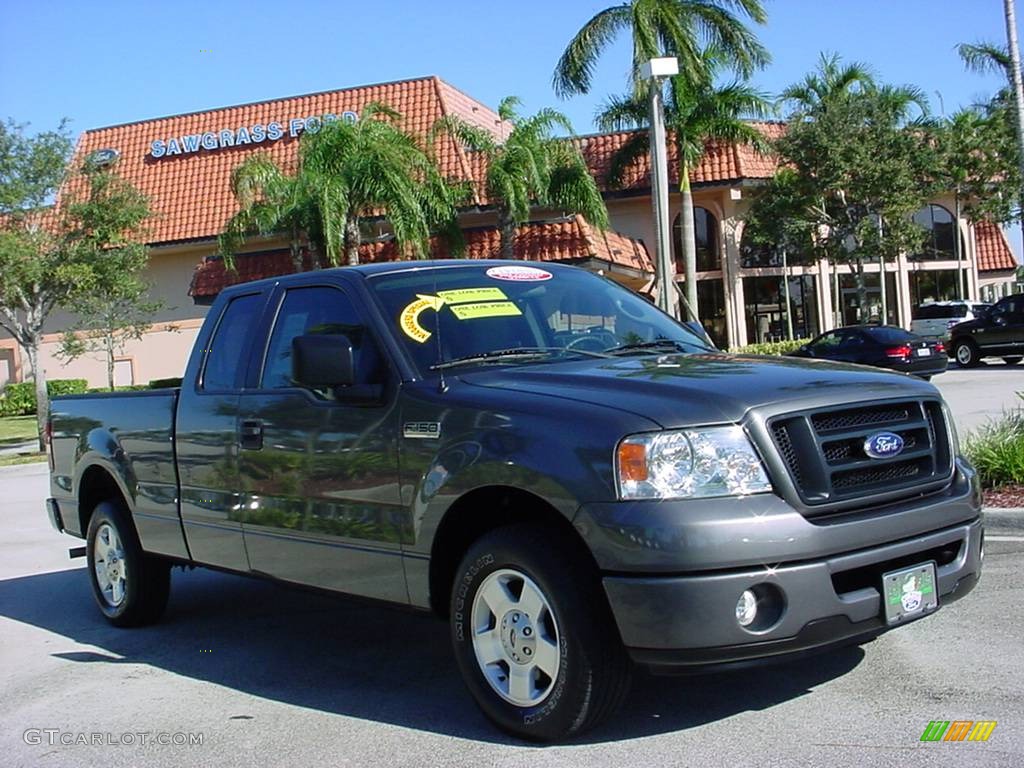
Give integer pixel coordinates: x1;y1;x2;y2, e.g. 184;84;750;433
910;301;991;339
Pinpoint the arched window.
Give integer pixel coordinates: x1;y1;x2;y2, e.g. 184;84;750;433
673;207;720;272
912;204;961;260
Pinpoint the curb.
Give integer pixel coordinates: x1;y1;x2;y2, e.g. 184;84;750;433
984;508;1024;533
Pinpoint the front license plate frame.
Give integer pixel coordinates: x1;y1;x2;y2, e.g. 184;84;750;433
882;561;938;625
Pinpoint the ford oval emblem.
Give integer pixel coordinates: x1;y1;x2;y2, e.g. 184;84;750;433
864;431;905;460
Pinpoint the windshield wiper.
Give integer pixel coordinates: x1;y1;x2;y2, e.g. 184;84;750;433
430;346;610;371
603;339;696;356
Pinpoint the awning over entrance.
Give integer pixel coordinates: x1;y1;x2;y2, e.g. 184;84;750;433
189;215;653;300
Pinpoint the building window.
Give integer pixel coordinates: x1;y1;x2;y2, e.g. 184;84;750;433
912;204;962;260
696;279;727;348
739;230;814;269
673;207;720;272
743;275;819;343
910;269;963;307
837;272;901;326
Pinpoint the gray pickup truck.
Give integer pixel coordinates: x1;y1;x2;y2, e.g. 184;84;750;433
47;260;983;741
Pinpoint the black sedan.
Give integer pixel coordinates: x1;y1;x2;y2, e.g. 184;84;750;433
787;325;948;379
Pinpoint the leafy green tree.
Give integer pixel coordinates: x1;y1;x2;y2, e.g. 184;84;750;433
553;0;769;98
221;103;464;269
771;58;933;321
432;97;608;258
596;47;770;317
0;120;152;448
778;52;875;114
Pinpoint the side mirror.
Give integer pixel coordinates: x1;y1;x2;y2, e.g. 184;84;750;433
993;314;1008;327
292;334;354;389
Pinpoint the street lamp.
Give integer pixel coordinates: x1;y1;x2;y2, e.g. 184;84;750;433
641;57;681;320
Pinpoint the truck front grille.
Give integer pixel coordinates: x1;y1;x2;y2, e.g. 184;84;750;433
768;399;953;512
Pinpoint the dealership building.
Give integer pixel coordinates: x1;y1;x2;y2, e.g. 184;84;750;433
1;75;1019;388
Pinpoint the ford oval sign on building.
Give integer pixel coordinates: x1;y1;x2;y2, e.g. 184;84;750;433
87;148;120;167
864;432;905;460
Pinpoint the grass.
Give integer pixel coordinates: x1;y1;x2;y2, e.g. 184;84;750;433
0;415;38;447
963;402;1024;489
0;452;46;467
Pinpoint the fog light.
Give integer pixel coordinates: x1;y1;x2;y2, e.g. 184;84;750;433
736;589;758;627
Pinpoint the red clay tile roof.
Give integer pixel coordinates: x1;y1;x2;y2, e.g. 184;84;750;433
67;77;503;246
975;219;1020;273
578;121;783;193
189;216;652;298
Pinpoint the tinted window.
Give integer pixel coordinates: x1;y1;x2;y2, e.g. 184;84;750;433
864;326;915;344
261;286;385;391
915;304;962;320
809;332;842;352
202;293;263;390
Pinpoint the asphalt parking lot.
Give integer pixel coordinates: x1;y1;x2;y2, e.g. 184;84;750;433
932;363;1023;434
1;366;1022;767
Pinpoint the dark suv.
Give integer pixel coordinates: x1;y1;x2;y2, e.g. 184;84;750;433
948;293;1024;367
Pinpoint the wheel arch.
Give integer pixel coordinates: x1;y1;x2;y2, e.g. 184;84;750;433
427;485;599;618
77;462;133;540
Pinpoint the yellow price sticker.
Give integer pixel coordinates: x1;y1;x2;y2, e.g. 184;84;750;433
437;287;507;304
448;301;523;320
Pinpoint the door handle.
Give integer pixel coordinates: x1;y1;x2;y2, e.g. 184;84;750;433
240;419;264;450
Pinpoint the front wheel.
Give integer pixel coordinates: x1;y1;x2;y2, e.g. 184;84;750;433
953;339;981;368
86;500;171;627
450;524;631;741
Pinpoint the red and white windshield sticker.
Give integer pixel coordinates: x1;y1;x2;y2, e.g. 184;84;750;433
485;265;553;282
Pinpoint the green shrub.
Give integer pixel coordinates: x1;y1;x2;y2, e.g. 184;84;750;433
148;377;183;389
0;379;89;416
728;338;810;356
963;405;1024;489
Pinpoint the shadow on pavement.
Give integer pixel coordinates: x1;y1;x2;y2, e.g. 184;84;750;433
0;565;865;745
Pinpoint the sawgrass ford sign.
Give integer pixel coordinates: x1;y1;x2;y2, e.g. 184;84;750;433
150;111;358;158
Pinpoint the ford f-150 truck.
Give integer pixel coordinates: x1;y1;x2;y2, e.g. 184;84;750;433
47;260;983;741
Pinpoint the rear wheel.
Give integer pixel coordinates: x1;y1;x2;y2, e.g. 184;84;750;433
953;339;980;368
450;524;631;742
86;500;171;627
1003;356;1022;366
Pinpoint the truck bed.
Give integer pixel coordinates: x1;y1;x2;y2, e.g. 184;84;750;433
49;389;184;555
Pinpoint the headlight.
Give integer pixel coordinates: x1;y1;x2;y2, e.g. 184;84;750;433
616;425;772;500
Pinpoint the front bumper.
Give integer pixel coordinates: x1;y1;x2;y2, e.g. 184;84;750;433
606;517;981;671
575;462;983;672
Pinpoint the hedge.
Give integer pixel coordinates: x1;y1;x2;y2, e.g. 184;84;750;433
728;338;810;356
0;379;89;417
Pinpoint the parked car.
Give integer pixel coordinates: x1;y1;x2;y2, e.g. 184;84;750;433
788;325;948;379
46;261;981;741
910;301;990;339
947;293;1024;367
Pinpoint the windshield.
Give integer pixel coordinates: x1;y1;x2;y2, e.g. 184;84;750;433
366;263;714;374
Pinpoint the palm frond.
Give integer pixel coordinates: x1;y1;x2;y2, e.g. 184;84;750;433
553;4;632;97
957;41;1012;76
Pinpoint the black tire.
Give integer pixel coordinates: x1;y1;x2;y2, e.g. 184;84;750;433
1003;356;1022;366
450;524;631;742
953;339;981;368
86;500;171;627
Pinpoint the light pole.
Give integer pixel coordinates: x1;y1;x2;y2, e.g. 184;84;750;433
641;57;681;320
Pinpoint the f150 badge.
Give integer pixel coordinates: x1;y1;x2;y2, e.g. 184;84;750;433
404;422;441;439
864;431;905;459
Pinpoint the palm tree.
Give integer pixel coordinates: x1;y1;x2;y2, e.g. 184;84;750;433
432;97;608;259
596;48;771;319
221;103;463;269
957;41;1013;78
553;0;769;98
778;52;876;115
220;152;321;272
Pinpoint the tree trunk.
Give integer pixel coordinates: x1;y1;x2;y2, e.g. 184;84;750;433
1003;0;1024;203
498;211;516;260
289;231;303;273
854;257;868;323
345;218;361;267
105;333;115;391
679;168;699;322
24;341;47;453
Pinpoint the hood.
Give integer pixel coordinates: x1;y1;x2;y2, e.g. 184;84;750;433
950;318;985;334
459;353;938;428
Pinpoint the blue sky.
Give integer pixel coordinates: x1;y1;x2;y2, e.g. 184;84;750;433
0;0;1011;134
1;1;1019;252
